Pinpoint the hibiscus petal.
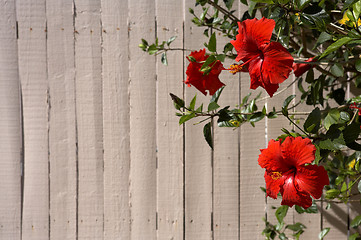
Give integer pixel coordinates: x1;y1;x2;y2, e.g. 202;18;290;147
258;139;290;172
264;171;284;199
262;42;294;84
295;165;329;199
293;57;316;77
281;136;316;167
248;57;280;97
231;17;275;63
281;173;312;209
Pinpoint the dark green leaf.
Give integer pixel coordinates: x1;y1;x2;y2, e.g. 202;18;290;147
250;0;274;3
351;215;361;228
210;86;225;103
324;109;340;130
304;107;321;133
208;102;220;111
282;95;296;116
356;59;361;72
249;111;266;122
320;37;353;59
305;68;314;83
208;32;217;52
278;233;288;240
319;228;330;239
314;32;332;49
343;123;361;143
343;0;359;11
223;0;235;9
203;122;213;149
200;55;216;72
169;93;185;110
275;205;289;224
331;63;344;77
161;52;168;65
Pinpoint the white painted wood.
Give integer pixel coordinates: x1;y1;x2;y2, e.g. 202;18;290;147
213;3;240;238
155;0;184;239
100;0;130;239
46;0;77;239
128;0;157;239
74;1;104;239
239;73;267;240
184;1;213;239
0;1;21;239
16;0;49;239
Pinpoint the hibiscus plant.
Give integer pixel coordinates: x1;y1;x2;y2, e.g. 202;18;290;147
141;0;361;239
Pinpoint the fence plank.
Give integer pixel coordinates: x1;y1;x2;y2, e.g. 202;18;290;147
0;1;21;239
184;1;213;239
74;1;104;239
213;3;240;237
155;1;184;239
239;74;267;240
128;0;157;239
101;1;131;239
46;0;77;239
16;0;49;239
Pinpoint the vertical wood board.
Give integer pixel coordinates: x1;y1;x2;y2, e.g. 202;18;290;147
128;0;157;239
184;0;213;239
0;0;21;239
74;1;104;239
101;0;131;239
46;0;77;239
155;0;184;239
16;1;49;239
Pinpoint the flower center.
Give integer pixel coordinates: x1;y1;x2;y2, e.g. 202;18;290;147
228;64;243;74
271;171;282;180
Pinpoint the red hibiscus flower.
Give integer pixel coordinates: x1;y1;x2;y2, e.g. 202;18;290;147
293;57;316;77
185;49;225;96
230;17;294;97
258;136;329;209
349;103;361;116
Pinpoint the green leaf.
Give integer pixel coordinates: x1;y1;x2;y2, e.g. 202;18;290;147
343;0;359;11
356;59;361;72
314;32;332;49
324;109;340;130
208;32;217;52
169;93;185;110
331;63;344;77
161;52;168;66
189;95;197;110
250;0;274;3
208;102;220;111
179;112;196;125
200;55;216;72
305;68;314;83
351;215;361;228
275;205;289;224
282;95;296;116
203;122;213;149
278;233;287;240
319;228;330;239
319;134;346;150
349;233;360;240
148;44;158;55
304;107;321;133
223;0;235;9
325;189;340;199
320;37;353;59
166;36;177;46
343;123;361;143
286;222;306;231
210;86;225;103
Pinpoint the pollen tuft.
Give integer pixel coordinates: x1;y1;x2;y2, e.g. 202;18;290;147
271;171;282;180
229;64;243;74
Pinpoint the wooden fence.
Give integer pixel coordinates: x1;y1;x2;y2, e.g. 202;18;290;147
0;0;358;239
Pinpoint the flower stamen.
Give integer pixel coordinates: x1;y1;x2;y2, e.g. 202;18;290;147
228;64;243;74
271;171;282;180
